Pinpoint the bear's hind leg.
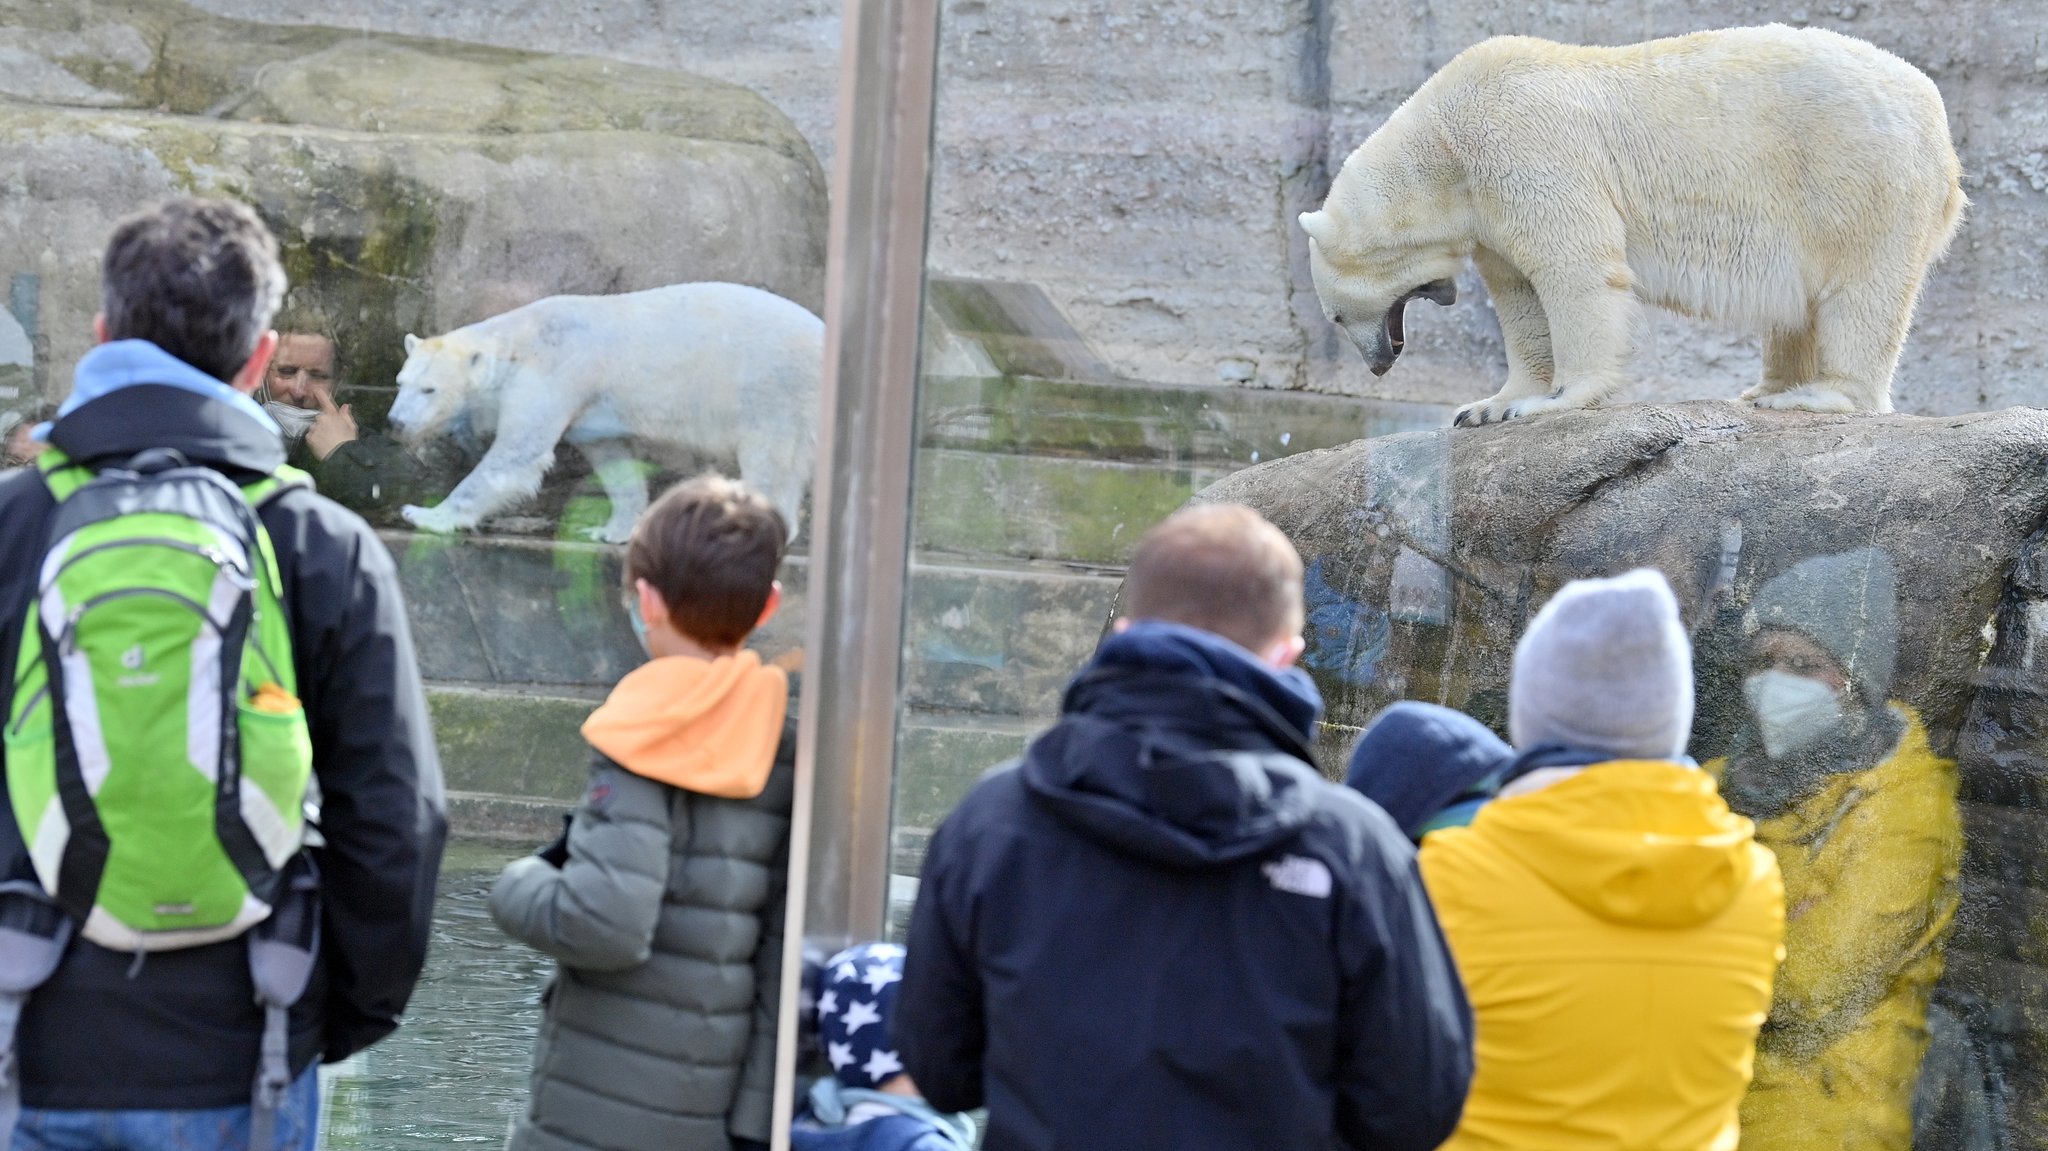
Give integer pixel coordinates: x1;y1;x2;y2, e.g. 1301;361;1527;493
1456;250;1558;427
738;437;807;544
1764;271;1920;414
1743;324;1821;403
573;438;650;545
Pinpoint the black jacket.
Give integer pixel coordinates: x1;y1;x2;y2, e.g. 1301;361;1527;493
896;622;1474;1151
0;385;448;1109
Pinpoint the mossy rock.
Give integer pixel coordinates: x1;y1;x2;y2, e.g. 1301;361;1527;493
0;0;827;409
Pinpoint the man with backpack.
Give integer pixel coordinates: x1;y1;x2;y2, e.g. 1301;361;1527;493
0;198;447;1149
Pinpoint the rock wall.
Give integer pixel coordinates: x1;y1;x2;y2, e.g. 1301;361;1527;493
0;0;828;413
173;0;2047;413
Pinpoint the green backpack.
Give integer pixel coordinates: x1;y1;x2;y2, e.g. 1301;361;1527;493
4;446;314;950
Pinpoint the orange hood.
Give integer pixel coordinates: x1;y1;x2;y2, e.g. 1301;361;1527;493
581;651;788;799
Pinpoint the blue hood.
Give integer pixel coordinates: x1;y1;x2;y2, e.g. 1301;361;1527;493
38;340;278;442
1344;702;1511;840
1021;621;1328;869
1086;621;1323;739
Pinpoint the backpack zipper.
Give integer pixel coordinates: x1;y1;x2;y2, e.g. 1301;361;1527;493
44;536;245;591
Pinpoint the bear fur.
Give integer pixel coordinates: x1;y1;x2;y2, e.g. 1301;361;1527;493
389;282;821;543
1299;25;1966;425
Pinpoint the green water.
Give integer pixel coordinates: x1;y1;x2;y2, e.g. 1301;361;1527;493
321;842;549;1148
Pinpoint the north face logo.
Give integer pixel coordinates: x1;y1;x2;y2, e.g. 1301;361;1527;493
1263;855;1333;899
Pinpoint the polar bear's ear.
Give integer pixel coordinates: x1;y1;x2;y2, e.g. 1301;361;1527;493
405;333;421;355
1298;210;1341;251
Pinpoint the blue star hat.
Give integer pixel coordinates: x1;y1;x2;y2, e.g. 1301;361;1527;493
815;941;908;1090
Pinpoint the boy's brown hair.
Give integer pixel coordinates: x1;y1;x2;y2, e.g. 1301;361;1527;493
1123;503;1305;652
627;475;788;648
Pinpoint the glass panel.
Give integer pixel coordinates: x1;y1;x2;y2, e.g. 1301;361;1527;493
889;3;2041;1147
2;1;834;1144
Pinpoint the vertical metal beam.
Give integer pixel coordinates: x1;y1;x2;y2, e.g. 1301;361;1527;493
771;0;940;1140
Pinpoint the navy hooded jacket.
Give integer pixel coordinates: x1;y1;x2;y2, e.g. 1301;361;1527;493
896;622;1474;1151
1344;702;1511;842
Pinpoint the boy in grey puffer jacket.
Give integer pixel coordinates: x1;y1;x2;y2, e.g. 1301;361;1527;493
490;476;796;1151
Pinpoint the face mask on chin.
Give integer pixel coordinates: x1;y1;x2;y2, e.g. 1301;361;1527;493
1743;670;1846;760
265;400;320;442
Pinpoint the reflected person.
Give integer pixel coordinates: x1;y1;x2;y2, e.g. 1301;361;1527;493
260;326;449;515
260;329;343;455
1714;548;1965;1151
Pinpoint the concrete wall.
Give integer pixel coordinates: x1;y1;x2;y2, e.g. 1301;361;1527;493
176;0;2047;414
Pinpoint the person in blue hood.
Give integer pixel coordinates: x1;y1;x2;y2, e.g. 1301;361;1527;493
1345;701;1513;841
896;503;1475;1151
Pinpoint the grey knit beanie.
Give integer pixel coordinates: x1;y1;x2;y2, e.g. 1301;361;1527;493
1746;548;1898;705
1509;568;1695;761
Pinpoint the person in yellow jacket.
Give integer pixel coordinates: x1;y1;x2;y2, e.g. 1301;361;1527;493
1711;549;1966;1151
1422;569;1786;1151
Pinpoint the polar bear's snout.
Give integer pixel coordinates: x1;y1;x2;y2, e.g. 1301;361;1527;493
1364;279;1459;376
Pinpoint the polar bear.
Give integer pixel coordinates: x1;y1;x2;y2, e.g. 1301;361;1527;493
1299;25;1965;425
388;282;821;543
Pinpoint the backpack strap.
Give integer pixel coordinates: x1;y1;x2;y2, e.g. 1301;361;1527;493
0;883;72;1149
247;855;319;1150
241;464;313;510
239;466;310;607
33;448;92;504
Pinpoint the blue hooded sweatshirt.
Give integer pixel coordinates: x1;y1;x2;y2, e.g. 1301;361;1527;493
1344;701;1512;841
37;340;279;442
897;621;1474;1151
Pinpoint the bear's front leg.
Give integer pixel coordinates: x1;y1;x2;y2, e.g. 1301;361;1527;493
1490;263;1637;421
401;501;479;534
404;396;581;535
1455;250;1559;426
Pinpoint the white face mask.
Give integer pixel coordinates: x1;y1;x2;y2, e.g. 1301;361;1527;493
1743;670;1845;760
265;400;320;442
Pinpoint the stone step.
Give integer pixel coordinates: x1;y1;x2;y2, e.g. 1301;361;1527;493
397;537;1115;717
429;682;1049;843
444;789;568;847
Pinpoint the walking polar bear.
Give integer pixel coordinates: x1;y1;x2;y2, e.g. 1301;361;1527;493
1300;25;1965;426
389;283;821;543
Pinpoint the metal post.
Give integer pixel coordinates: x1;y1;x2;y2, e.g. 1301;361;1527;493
770;0;941;1139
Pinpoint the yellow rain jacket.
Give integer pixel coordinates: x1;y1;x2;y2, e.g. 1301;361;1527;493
1713;706;1962;1151
1420;760;1786;1151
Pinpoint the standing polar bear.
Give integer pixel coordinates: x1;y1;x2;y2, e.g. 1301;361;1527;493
389;282;821;543
1300;25;1965;425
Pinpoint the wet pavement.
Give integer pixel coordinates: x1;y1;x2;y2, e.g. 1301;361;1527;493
320;842;548;1149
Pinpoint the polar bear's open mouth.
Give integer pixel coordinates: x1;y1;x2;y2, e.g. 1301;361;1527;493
1382;279;1459;362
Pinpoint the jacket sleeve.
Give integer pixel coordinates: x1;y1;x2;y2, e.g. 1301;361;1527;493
1333;839;1475;1151
895;814;988;1115
490;759;676;972
1767;750;1959;1053
275;496;449;1064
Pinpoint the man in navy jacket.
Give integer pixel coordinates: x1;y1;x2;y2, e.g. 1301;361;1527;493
897;504;1473;1151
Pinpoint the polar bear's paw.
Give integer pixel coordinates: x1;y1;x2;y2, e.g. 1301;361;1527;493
401;503;471;534
1453;397;1509;426
1498;393;1585;421
1752;385;1859;414
578;521;637;546
1454;392;1581;427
